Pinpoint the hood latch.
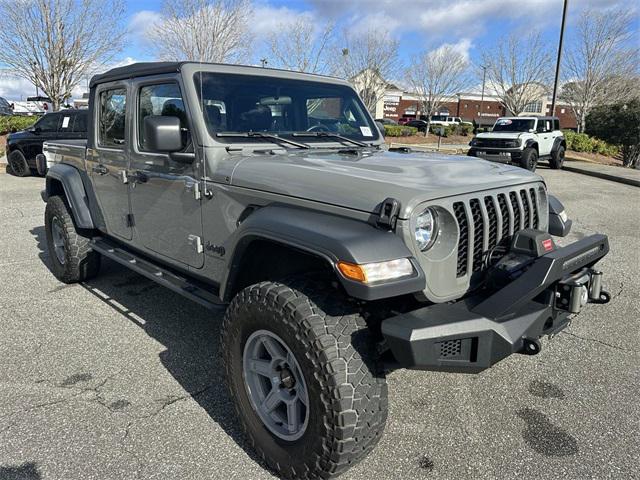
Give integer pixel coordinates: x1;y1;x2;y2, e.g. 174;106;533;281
377;197;400;230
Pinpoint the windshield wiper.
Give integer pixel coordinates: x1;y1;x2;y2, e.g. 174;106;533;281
292;131;368;147
216;132;310;149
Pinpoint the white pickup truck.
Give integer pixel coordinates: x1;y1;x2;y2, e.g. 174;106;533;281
468;116;566;171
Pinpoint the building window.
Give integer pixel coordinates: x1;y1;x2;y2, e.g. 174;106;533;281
561;108;565;114
487;105;490;109
523;100;543;113
464;103;468;108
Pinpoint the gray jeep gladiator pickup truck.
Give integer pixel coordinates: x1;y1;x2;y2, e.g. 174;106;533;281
41;62;611;479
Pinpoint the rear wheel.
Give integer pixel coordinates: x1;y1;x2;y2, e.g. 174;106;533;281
520;147;538;171
549;146;565;169
221;277;388;479
8;150;30;177
45;195;100;283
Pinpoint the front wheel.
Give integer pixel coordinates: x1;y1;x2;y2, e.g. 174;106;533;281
221;278;388;479
45;195;101;283
520;147;538;171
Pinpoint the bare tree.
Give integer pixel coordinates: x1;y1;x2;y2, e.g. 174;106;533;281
481;33;553;116
266;18;334;74
561;8;639;133
407;45;471;135
0;0;126;111
148;0;252;63
334;29;401;114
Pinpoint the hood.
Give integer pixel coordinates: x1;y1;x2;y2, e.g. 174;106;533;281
6;129;34;141
230;149;543;218
476;131;526;140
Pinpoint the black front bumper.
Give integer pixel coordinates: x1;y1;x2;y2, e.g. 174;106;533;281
381;234;610;373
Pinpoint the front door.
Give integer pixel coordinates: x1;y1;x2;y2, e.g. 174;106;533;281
87;84;132;240
536;119;554;155
128;80;204;269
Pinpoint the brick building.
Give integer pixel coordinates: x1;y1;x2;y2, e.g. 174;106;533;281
377;89;577;130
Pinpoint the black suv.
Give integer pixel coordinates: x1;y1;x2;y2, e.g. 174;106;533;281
6;109;87;176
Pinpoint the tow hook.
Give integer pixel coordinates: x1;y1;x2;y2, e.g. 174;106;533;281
520;338;542;356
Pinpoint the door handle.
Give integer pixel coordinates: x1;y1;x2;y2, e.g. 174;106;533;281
92;164;108;175
131;171;148;184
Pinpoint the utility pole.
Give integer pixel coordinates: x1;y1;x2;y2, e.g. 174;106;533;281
479;65;487;128
551;0;569;117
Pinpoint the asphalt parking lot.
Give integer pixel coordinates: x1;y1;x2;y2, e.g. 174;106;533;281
0;167;638;480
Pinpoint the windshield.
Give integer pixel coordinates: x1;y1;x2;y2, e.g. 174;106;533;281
492;118;535;132
194;72;379;144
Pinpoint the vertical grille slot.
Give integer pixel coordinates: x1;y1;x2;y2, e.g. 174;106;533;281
498;193;510;238
484;196;498;250
469;199;484;272
509;192;521;230
453;202;468;277
520;190;530;228
530;188;538;228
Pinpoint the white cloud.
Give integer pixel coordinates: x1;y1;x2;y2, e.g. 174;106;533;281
0;73;37;102
128;10;162;39
252;5;314;36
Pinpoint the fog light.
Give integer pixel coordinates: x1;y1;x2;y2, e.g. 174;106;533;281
337;258;414;284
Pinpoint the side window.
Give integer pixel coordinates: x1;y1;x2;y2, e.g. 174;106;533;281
545;120;552;132
536;120;545;133
59;115;73;132
73;113;88;133
35;113;60;133
554;119;560;131
138;83;186;151
99;88;127;147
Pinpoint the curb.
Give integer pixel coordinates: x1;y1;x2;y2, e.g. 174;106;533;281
562;164;640;188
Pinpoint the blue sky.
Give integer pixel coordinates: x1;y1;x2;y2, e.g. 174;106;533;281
1;0;637;100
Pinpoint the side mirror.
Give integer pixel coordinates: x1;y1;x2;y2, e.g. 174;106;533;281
144;115;184;153
529;129;536;133
375;121;386;138
33;126;41;134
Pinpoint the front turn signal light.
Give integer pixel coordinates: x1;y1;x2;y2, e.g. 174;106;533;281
337;258;414;284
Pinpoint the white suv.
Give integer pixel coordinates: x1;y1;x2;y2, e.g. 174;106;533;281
468;116;566;171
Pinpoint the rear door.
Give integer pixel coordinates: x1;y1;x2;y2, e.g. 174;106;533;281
87;84;132;240
24;112;60;160
128;79;204;268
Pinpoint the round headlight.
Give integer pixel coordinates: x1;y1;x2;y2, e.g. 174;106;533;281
414;208;438;251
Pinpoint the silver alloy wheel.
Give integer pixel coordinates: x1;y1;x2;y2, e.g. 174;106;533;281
51;216;66;265
242;329;309;441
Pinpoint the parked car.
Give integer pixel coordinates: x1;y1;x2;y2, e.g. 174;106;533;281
468;116;565;171
41;61;610;480
0;96;13;115
5;109;87;176
430;115;472;126
375;118;398;125
405;119;428;132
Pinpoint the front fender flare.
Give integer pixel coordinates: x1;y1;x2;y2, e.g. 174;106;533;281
221;205;426;301
44;163;95;229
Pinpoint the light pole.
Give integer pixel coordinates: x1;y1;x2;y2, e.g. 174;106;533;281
479;65;487;128
260;58;268;68
551;0;569;117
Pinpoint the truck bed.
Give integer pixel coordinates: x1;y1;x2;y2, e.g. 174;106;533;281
43;139;87;170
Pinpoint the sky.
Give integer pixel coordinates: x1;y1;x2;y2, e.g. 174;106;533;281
0;0;637;101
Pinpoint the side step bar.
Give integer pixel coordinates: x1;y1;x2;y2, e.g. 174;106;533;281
91;237;226;311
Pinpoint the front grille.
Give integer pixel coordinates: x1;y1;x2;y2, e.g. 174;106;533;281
454;187;540;277
475;138;515;148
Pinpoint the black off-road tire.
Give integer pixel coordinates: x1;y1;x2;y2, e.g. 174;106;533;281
8;150;30;177
549;146;565;169
520;147;538;171
44;195;101;283
221;278;388;479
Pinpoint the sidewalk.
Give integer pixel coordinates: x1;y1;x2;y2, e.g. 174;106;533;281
563;159;640;187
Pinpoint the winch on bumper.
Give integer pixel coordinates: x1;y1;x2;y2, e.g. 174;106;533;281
381;231;610;373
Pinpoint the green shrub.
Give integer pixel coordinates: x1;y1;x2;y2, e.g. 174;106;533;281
384;125;418;137
563;129;619;157
0;115;40;135
586;99;639;167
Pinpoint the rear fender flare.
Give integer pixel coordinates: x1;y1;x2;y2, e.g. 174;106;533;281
44;163;95;229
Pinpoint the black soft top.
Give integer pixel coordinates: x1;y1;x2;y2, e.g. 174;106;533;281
89;62;183;88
